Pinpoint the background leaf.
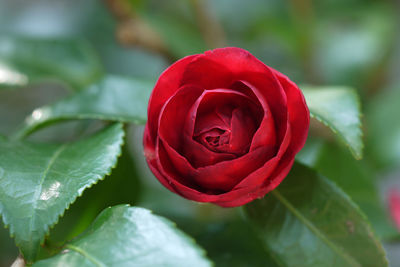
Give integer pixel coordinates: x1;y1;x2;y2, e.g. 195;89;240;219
15;75;153;138
33;205;212;267
245;162;387;267
176;218;279;267
0;123;124;262
367;86;400;169
297;139;399;240
302;86;363;159
0;36;103;89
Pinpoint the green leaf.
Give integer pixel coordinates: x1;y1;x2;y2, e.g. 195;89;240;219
297;139;399;240
0;36;102;89
33;205;212;267
47;146;142;245
15;75;153;138
367;86;400;169
302;86;363;159
0;123;124;262
176;218;279;267
245;162;387;267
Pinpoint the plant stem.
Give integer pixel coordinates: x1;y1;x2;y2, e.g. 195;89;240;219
103;0;175;62
288;0;320;84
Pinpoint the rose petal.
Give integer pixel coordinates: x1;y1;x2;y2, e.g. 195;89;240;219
215;158;295;207
229;108;257;154
159;132;275;193
271;69;310;154
191;146;273;192
182;133;237;168
180;57;233;90
193;111;230;136
158;84;204;152
183;88;261;167
210;121;292;206
201;47;270;74
239;73;287;145
234;80;277;153
147;55;198;145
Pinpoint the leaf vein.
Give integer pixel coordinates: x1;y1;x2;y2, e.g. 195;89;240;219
28;144;67;241
271;189;360;267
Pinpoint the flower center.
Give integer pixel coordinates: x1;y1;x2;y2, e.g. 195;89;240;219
198;128;231;152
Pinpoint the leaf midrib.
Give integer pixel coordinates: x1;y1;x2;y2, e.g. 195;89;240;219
28;144;67;240
271;189;360;267
66;244;106;267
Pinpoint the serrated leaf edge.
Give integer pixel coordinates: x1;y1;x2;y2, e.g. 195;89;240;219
250;167;388;267
41;205;214;267
0;123;125;260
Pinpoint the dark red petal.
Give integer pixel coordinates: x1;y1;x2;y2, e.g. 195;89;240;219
230;121;291;189
271;69;310;154
147;55;198;145
209;121;292;206
239;72;288;146
201;47;270;74
158;84;236;168
182;133;237;168
215;157;296;207
180;57;233;89
158;84;204;152
211;69;310;207
236;80;277;153
154;139;221;203
193;111;230;136
191;146;273;192
229;108;257;154
183;88;260;167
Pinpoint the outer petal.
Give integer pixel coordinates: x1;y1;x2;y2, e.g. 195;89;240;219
211;121;292;206
191;146;273;192
158;84;204;152
180;56;233;89
235;80;277;152
200;47;271;74
152;121;292;206
272;69;310;154
147;55;198;145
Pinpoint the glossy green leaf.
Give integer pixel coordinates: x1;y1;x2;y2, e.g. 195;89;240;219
0;36;102;89
297;138;399;240
33;205;212;267
15;76;153;139
47;145;142;245
245;162;387;267
0;123;124;262
302;86;363;159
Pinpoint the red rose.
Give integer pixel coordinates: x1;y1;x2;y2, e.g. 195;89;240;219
389;189;400;230
143;47;309;207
